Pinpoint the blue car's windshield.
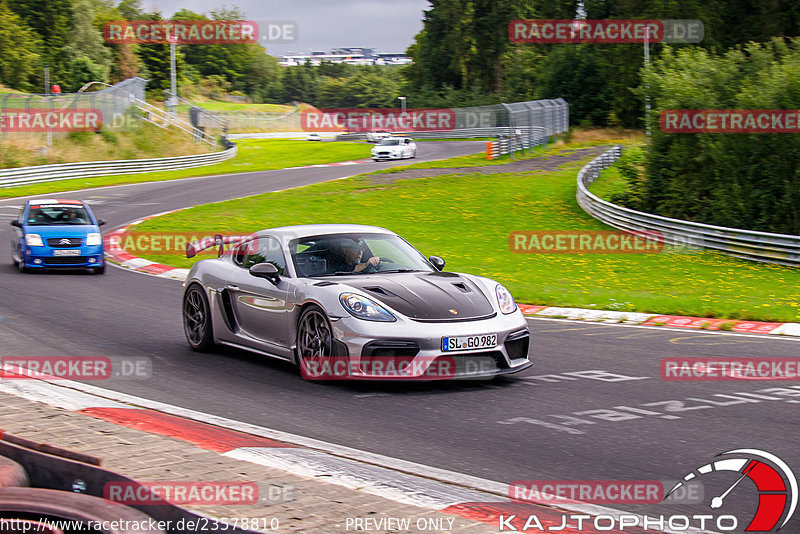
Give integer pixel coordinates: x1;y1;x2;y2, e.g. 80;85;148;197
26;206;91;226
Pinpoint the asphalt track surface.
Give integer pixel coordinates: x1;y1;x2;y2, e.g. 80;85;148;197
0;140;797;530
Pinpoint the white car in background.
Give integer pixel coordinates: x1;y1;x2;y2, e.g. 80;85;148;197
306;132;322;141
365;131;392;143
371;137;417;161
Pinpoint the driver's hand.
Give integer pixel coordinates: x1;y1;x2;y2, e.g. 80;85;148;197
367;256;381;266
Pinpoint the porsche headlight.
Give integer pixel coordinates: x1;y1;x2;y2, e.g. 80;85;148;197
25;234;43;247
85;233;102;246
496;284;516;314
340;293;396;322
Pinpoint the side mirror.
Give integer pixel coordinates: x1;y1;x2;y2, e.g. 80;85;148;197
249;262;281;285
9;220;21;228
97;219;106;226
429;256;445;271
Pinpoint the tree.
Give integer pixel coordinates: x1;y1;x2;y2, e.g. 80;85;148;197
0;2;41;90
639;40;800;234
62;0;113;90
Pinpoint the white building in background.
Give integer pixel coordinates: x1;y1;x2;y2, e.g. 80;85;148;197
278;47;411;67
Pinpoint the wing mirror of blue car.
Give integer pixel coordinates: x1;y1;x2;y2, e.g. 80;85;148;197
9;220;21;228
249;262;281;284
97;219;106;226
429;255;445;271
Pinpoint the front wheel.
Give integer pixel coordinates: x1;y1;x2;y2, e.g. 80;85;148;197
296;305;335;380
183;284;214;351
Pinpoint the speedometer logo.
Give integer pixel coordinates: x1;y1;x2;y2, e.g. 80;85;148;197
666;449;797;531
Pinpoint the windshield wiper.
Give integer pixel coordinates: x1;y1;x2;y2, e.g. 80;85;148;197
376;269;423;273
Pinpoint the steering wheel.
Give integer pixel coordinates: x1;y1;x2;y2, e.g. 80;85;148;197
363;258;381;273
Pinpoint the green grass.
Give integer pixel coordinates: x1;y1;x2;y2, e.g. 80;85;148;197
130;145;800;323
176;101;294;113
0;139;371;199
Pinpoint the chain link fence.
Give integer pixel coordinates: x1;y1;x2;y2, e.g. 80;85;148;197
0;78;147;142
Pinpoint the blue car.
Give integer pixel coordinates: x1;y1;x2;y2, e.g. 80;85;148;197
10;199;106;274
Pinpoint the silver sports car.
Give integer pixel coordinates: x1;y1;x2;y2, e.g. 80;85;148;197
182;225;531;380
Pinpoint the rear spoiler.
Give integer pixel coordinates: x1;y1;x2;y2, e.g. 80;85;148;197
186;234;250;258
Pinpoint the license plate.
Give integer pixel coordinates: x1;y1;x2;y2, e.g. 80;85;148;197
442;334;497;352
53;249;81;256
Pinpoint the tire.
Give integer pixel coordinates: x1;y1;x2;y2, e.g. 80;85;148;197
183;284;214;351
296;305;335;380
92;265;105;274
17;261;28;274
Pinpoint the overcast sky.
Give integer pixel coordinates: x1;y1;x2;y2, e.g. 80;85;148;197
139;0;430;56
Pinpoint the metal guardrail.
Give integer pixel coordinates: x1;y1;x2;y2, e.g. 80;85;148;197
577;146;800;267
0;145;237;188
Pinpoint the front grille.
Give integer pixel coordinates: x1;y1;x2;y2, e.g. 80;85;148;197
43;256;87;265
362;340;419;359
445;352;502;375
504;331;530;360
47;237;82;247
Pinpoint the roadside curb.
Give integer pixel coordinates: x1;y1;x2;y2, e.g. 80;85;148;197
104;223;800;338
103;211;192;280
516;304;800;337
0;380;710;534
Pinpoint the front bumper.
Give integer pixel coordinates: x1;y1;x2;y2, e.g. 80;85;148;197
372;151;404;160
22;246;104;269
324;311;532;380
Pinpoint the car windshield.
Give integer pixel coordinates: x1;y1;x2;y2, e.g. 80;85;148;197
378;139;401;146
26;205;91;225
290;233;434;277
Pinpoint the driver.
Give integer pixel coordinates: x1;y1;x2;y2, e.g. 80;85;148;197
61;208;85;223
331;239;380;273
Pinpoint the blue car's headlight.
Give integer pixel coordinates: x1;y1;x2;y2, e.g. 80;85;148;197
85;233;102;246
25;234;43;247
339;293;396;322
496;284;517;314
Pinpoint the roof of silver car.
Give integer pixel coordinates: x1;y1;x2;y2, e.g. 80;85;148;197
259;224;394;241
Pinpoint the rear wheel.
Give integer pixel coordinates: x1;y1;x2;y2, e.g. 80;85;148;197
183;284;214;351
296;305;334;380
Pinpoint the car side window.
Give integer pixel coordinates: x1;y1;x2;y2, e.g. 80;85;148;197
234;237;287;275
